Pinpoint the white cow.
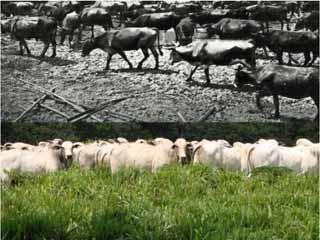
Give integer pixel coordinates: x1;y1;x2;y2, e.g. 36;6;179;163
109;142;179;173
174;138;193;164
193;140;244;171
0;143;67;183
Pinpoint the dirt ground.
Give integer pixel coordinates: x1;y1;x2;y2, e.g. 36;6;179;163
1;25;318;122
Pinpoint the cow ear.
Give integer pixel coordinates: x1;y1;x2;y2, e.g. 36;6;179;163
4;143;13;149
72;142;83;149
172;144;178;149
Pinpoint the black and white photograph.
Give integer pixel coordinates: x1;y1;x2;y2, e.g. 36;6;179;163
1;0;319;239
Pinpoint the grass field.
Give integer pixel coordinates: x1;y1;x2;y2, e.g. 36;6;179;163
1;165;318;240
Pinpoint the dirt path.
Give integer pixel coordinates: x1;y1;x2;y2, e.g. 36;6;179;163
1;29;318;122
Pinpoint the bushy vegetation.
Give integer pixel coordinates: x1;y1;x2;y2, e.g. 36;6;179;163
2;121;318;145
2;165;318;240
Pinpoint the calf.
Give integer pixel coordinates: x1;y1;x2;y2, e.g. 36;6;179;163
255;30;319;66
82;27;163;70
295;11;319;31
7;16;57;58
170;39;255;85
233;63;319;121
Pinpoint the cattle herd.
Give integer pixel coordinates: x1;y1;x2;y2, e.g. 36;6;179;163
1;136;319;183
1;0;319;121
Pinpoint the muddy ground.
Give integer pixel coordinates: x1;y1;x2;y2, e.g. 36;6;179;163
1;25;318;122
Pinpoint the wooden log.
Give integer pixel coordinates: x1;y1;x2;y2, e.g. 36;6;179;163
15;78;102;122
68;96;133;123
13;87;56;122
39;104;71;119
198;106;216;122
177;112;187;123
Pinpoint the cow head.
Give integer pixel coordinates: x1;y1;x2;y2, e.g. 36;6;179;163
169;48;182;65
174;138;193;165
82;40;95;57
294;18;305;31
229;60;256;88
234;66;256;88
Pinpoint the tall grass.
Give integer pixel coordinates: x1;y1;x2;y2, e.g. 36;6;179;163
2;165;318;240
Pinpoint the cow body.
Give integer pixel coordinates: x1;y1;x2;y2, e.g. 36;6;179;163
258;30;319;66
170;39;255;84
234;64;319;120
125;11;182;39
193;140;244;171
60;11;81;46
207;18;262;39
0;144;67;183
109;143;179;173
82;27;163;70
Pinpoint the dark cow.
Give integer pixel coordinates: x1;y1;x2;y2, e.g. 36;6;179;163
79;7;113;39
206;18;262;39
2;2;34;16
175;17;196;45
233;63;319;121
123;7;157;21
248;5;290;31
82;27;163;70
169;39;256;85
169;2;203;16
125;12;183;37
91;1;127;26
189;9;249;26
295;11;319;31
5;16;57;58
255;30;319;66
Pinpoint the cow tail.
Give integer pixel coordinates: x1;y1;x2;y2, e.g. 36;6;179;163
246;145;255;177
153;27;163;56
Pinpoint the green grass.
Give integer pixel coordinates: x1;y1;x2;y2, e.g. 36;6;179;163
2;165;318;240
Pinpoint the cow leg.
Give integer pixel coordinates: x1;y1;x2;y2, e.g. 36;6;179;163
256;91;264;112
60;29;66;45
204;66;210;85
91;25;94;39
77;25;83;42
69;30;74;47
137;48;149;69
186;66;198;81
308;51;318;66
266;22;269;32
150;46;159;69
262;46;269;59
312;97;319;122
117;51;133;69
50;39;57;58
105;54;113;70
303;52;311;66
40;42;50;58
277;50;283;64
19;41;24;55
288;53;292;65
21;40;31;56
273;94;280;119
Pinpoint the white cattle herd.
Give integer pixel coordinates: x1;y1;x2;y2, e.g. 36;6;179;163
0;137;319;183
